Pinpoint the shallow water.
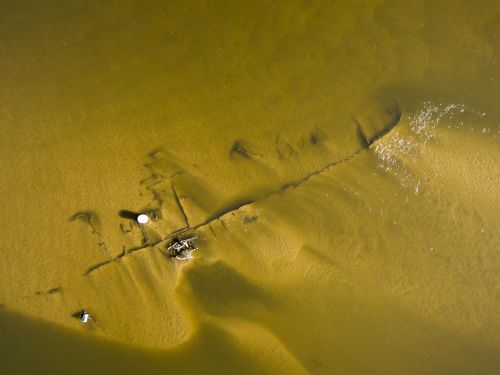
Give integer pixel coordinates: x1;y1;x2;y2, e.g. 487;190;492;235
0;1;499;374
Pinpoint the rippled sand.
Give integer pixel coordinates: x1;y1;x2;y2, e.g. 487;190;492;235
0;1;499;374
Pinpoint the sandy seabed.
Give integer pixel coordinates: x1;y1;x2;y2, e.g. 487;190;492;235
0;1;499;374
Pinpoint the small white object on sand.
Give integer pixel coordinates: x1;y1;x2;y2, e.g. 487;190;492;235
137;214;149;224
80;311;89;323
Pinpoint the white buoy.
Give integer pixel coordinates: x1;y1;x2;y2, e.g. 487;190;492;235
137;214;149;224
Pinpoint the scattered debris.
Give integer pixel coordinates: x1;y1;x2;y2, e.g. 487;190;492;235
309;131;319;145
208;224;217;237
166;235;198;260
242;215;258;224
34;287;62;297
80;310;91;323
120;222;133;233
69;211;109;255
73;309;96;324
286;142;297;156
145;208;162;221
230;140;253;159
69;211;97;233
171;182;190;227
